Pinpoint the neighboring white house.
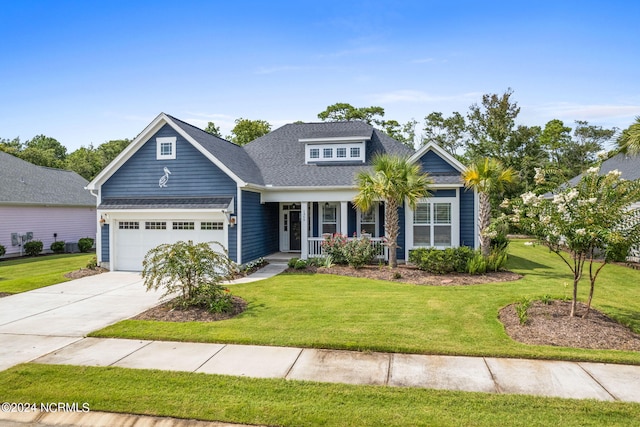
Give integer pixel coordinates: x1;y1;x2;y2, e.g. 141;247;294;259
568;152;640;261
0;152;96;257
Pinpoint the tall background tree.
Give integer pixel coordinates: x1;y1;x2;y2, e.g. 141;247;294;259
318;102;417;147
204;121;222;137
228;118;271;146
354;154;432;268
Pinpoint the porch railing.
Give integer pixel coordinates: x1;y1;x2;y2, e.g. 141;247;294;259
307;237;389;261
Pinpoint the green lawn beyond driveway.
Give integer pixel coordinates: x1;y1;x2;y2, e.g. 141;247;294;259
0;253;94;294
92;240;640;365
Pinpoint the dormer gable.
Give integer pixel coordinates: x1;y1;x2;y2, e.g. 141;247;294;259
300;135;369;164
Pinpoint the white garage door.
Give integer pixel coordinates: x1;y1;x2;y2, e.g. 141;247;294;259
114;218;226;271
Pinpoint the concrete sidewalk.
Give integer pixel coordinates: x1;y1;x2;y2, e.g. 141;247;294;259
28;337;640;403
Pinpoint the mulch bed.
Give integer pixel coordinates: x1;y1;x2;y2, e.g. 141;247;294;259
132;296;247;322
64;267;108;279
0;292;12;298
500;300;640;351
287;264;522;286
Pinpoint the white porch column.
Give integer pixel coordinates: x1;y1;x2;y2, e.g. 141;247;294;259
340;201;349;236
301;202;309;259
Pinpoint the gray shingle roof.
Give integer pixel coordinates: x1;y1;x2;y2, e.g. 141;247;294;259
243;121;415;187
99;197;233;209
0;152;95;206
167;114;265;185
568;153;640;186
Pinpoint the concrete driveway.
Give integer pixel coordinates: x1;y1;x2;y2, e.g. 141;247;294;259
0;272;165;371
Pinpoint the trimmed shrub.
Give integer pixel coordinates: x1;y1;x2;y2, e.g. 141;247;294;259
294;259;307;270
78;237;94;253
50;240;66;254
0;244;5;257
24;240;43;257
409;247;475;274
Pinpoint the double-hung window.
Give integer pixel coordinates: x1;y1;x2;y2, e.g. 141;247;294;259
359;205;377;236
413;202;452;247
322;203;337;234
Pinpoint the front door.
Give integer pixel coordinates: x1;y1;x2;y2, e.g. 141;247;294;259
289;210;301;251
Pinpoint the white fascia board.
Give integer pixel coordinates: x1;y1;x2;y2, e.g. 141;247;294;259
261;188;358;203
97;209;230;220
87;113;169;190
163;116;247;187
409;141;466;172
431;183;464;188
299;136;370;143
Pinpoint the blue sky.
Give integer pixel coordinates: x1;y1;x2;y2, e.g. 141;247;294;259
1;0;639;151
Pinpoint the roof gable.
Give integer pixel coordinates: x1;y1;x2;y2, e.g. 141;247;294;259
88;113;263;190
0;152;94;206
568;152;640;186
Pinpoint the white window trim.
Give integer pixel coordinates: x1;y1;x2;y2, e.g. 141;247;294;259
405;193;460;259
305;142;365;164
156;137;176;160
322;203;339;235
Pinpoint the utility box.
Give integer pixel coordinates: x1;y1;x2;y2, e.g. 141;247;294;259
65;242;79;253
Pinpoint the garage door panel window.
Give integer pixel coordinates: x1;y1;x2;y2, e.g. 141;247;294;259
173;221;195;230
118;221;139;229
145;221;166;230
201;222;223;230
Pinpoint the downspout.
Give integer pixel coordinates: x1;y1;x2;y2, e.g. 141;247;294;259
88;189;102;265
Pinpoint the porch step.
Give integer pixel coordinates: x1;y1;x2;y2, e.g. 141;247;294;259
264;252;298;263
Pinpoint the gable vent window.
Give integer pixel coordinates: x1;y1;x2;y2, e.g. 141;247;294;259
173;221;195;230
156;137;176;160
336;147;347;158
323;148;333;158
145;221;167;230
201;222;223;230
309;148;320;159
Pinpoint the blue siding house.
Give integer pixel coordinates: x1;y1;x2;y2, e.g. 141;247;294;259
87;113;477;271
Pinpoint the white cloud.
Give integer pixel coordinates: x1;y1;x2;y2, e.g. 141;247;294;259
535;103;640;120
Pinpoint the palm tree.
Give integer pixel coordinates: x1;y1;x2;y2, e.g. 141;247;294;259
462;158;517;257
618;116;640;155
354;154;432;268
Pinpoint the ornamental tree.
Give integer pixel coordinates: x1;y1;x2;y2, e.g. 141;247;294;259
142;240;237;313
510;167;640;317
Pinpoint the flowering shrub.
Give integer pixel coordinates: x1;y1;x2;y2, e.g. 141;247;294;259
322;233;349;265
343;235;377;268
509;166;640;317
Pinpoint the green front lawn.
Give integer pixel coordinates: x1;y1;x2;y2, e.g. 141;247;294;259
92;240;640;365
1;364;638;427
0;253;95;294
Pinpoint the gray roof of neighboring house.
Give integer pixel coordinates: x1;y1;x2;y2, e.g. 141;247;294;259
167;114;265;185
568;152;640;186
0;151;95;206
99;197;233;210
243;121;415;187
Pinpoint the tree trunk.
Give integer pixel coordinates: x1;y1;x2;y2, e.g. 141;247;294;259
478;192;491;257
384;198;400;268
